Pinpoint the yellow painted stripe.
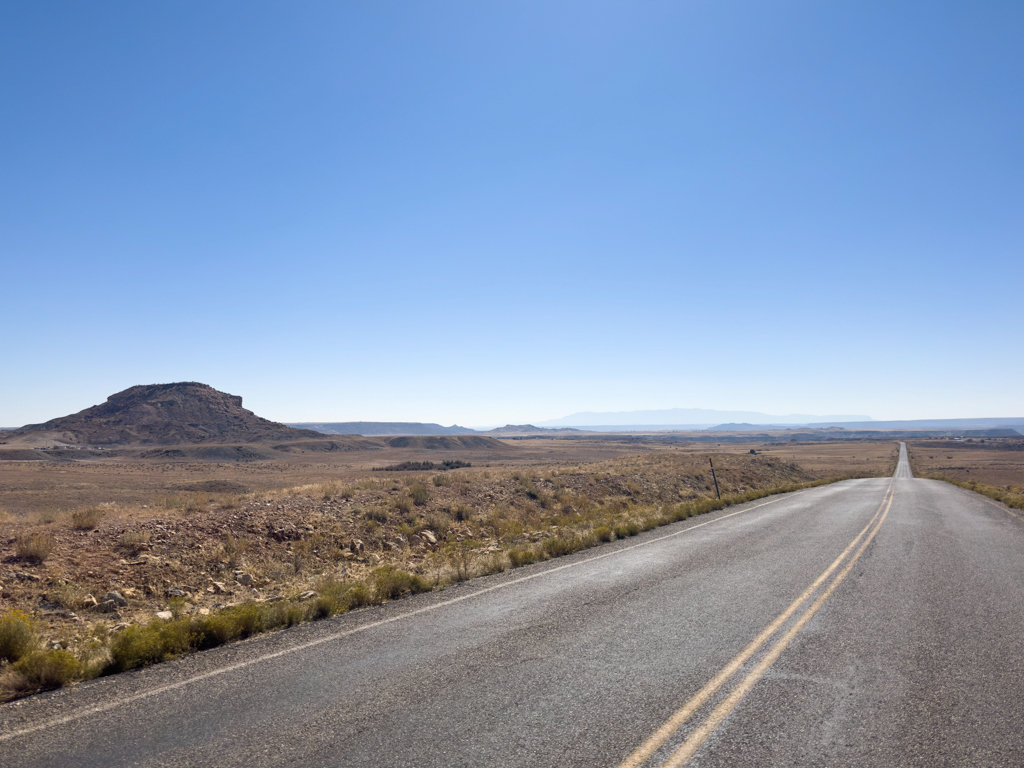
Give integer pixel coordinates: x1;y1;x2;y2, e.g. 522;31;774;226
618;481;894;768
661;487;895;766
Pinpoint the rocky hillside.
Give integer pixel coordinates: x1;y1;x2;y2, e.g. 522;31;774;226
5;382;322;446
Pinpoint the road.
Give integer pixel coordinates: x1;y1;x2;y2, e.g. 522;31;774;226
3;443;1024;767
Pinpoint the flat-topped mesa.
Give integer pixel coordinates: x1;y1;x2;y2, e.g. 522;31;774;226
8;382;322;446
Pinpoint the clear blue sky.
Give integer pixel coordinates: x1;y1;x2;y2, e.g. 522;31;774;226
2;1;1021;427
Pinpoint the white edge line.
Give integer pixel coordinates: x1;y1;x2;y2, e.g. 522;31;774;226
1;481;854;741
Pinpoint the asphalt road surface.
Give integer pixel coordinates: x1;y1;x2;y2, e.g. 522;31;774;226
4;443;1023;767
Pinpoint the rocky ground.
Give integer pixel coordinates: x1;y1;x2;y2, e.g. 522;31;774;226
0;450;850;678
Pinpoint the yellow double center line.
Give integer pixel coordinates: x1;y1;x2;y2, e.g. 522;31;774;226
619;481;896;768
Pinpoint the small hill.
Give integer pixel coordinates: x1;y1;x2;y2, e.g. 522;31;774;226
5;382;323;446
289;422;478;436
484;424;585;435
383;435;512;451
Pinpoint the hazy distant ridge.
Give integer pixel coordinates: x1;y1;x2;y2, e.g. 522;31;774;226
290;422;477;436
538;408;873;427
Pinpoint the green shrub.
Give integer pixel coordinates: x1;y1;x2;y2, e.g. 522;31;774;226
372;566;429;601
507;548;539;567
107;619;192;673
192;604;261;650
0;611;36;663
345;583;372;609
614;522;642;538
13;650;79;690
593;525;613;542
71;506;105;530
542;535;595;558
409;485;429;506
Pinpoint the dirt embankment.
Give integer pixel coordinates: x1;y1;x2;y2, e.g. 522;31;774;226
0;452;826;656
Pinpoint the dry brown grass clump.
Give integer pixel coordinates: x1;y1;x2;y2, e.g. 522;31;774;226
71;506;106;530
15;531;54;563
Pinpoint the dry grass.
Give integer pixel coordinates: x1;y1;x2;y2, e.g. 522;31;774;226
15;531;54;562
70;506;106;530
907;439;1024;488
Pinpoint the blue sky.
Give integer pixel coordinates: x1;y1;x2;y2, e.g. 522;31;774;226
2;1;1022;427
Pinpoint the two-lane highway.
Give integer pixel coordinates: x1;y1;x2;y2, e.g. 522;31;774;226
4;443;1023;766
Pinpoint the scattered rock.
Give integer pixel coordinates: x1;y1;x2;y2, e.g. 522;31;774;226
102;591;128;607
420;530;437;545
167;588;186;598
298;590;317;600
15;571;41;583
236;573;254;587
46;639;63;650
210;581;228;594
82;594;98;608
155;611;173;620
196;607;210;616
266;595;284;603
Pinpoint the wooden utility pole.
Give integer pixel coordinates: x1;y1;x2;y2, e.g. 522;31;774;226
709;458;721;499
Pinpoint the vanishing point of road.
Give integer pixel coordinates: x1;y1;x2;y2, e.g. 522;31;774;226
3;443;1023;767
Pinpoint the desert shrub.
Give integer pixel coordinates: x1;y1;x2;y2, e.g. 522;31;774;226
480;552;507;575
507;547;539;567
321;481;339;500
453;505;472;522
425;514;452;538
183;493;209;514
542;536;586;558
107;618;192;673
15;531;54;563
442;459;471;469
365;507;389;523
49;581;87;610
432;474;453;487
118;529;151;553
13;650;79;690
345;583;372;609
0;611;36;663
520;481;542;500
372;566;429;601
222;533;248;566
70;506;105;530
409;485;429;506
393;497;413;514
192;604;261;649
593;525;613;542
291;539;310;575
640;515;664;531
613;522;641;538
446;540;481;581
373;461;436;472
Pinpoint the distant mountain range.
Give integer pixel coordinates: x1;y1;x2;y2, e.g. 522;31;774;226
536;408;873;428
